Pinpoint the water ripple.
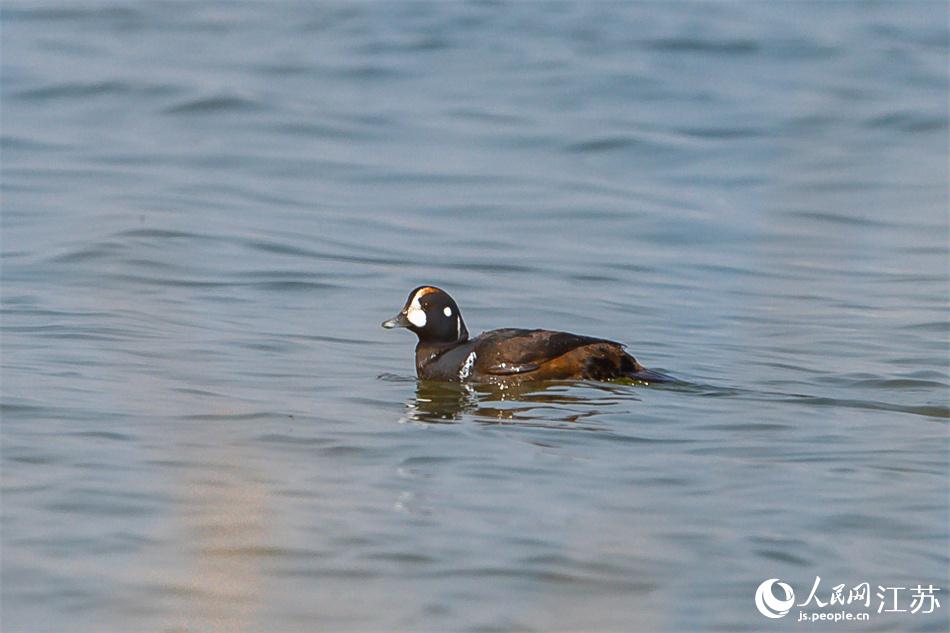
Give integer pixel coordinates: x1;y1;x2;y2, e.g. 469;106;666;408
3;2;947;632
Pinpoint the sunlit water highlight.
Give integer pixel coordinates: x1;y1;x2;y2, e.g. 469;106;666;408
2;2;948;632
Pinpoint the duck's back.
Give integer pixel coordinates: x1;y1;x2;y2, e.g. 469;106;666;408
418;328;663;383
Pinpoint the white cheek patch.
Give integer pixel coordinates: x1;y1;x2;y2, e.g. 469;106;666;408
407;306;426;327
443;306;452;317
405;294;428;328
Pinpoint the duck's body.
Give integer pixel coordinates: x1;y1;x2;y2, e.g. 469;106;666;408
415;328;663;383
384;286;670;385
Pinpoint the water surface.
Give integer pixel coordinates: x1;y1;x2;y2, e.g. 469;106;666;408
2;2;948;632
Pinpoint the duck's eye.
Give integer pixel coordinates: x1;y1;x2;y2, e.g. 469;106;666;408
443;306;453;317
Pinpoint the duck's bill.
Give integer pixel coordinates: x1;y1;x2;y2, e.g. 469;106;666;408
629;367;678;384
381;312;411;329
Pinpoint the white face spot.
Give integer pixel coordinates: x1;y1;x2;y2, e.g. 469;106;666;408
406;297;427;328
443;306;452;317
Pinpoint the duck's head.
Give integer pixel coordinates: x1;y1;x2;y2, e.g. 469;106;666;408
382;285;469;344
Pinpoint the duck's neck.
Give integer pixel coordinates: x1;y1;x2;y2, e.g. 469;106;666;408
414;339;460;373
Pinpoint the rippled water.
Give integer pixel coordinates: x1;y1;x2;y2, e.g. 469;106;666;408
2;2;948;632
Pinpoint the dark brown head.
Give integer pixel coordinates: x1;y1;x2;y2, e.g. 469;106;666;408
381;286;469;344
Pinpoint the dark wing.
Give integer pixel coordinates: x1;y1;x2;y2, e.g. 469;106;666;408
474;329;619;376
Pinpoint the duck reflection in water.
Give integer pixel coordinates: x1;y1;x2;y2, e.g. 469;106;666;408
402;379;651;430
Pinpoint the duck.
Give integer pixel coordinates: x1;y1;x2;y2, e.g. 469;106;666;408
382;286;672;384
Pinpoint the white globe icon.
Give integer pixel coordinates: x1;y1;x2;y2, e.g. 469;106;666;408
755;578;795;618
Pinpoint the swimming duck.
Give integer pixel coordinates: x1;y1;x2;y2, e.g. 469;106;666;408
382;286;671;384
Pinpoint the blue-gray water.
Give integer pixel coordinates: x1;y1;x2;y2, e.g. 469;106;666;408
2;2;948;632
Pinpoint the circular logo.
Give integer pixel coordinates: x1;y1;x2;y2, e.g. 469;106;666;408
755;578;795;618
